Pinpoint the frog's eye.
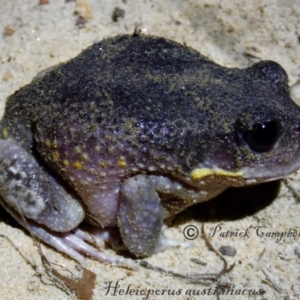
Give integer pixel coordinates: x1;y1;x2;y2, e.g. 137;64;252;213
242;121;280;153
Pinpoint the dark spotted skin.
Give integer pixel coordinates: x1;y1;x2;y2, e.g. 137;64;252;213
0;34;300;263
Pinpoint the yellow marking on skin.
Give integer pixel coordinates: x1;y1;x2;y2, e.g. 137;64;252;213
82;153;88;160
118;157;127;168
45;139;51;147
63;159;69;167
190;168;243;181
2;128;8;139
74;161;83;170
53;139;58;148
98;160;106;167
52;151;59;161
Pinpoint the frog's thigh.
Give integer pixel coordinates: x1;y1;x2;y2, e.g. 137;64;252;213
0;139;84;231
118;175;164;257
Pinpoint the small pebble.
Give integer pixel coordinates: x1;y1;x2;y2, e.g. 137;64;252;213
2;72;13;82
75;0;93;19
112;7;125;22
3;26;15;36
219;245;237;256
39;0;49;4
294;245;300;258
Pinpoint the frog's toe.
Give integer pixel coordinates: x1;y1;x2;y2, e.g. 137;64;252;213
28;221;87;265
28;221;138;269
73;226;126;252
153;227;191;254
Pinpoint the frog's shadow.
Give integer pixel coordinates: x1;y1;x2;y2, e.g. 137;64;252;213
170;180;282;226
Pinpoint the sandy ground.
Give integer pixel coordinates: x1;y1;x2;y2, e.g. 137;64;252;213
0;1;300;299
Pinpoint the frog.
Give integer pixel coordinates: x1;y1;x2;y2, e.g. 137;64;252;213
1;33;300;268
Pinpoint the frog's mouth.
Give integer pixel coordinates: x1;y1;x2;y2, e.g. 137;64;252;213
240;138;300;184
233;119;300;184
189;123;300;186
241;161;300;184
188;160;300;187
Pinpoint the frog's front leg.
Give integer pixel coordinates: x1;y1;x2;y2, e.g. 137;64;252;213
118;175;164;257
118;175;199;257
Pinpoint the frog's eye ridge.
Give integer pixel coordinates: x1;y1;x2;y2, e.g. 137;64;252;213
242;121;280;153
249;60;288;88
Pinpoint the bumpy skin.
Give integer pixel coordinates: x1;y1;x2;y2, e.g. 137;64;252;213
1;34;300;264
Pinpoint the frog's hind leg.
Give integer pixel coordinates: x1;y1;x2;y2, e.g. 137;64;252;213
0;140;137;269
0;139;85;231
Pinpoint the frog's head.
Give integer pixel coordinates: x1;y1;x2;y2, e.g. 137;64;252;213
190;60;300;185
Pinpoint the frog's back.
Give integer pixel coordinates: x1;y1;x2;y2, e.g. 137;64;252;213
6;34;216;110
1;34;220;153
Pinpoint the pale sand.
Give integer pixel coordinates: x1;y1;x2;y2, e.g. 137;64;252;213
0;1;300;299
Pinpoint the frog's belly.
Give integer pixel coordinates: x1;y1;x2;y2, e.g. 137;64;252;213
60;164;125;227
83;186;120;227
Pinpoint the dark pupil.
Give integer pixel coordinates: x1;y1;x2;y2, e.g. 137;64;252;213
243;122;279;153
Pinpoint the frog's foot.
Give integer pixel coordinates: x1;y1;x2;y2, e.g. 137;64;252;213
73;225;190;258
27;222;138;269
75;225;127;252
